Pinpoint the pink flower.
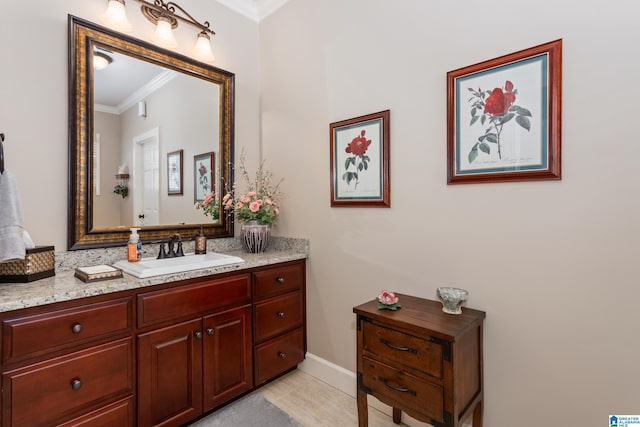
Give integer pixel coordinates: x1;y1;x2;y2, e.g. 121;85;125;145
256;199;263;206
235;202;244;209
378;290;398;305
225;199;233;208
249;201;261;212
247;191;257;197
223;193;231;202
265;198;273;205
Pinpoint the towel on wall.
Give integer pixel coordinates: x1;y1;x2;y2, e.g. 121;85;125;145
0;170;30;262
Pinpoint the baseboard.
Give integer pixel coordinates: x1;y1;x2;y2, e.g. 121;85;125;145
299;353;473;427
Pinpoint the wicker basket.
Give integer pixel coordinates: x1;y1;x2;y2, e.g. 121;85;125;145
0;246;55;283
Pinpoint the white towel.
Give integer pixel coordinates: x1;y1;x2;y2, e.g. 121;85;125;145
0;170;26;262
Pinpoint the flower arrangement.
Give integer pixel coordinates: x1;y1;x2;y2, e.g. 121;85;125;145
195;150;283;227
194;192;219;220
377;290;401;311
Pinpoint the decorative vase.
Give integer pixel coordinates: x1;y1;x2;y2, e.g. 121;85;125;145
241;220;271;253
436;287;468;315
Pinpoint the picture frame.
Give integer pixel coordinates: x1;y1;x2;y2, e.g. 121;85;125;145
167;149;183;195
194;152;214;203
330;110;390;207
447;39;562;184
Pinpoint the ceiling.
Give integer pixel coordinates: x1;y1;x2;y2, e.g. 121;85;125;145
215;0;290;21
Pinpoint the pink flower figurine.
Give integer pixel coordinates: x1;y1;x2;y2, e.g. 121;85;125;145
378;290;399;305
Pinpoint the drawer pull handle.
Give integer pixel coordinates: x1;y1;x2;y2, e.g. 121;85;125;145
71;379;83;391
278;352;287;359
277;311;285;318
195;331;203;339
276;277;285;284
206;328;215;336
71;323;83;334
380;339;417;354
378;377;416;396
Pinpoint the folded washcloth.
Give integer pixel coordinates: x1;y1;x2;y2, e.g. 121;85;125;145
0;170;26;262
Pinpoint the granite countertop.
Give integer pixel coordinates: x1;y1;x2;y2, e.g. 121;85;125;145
0;237;309;313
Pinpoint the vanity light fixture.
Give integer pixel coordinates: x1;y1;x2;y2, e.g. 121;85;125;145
100;0;216;63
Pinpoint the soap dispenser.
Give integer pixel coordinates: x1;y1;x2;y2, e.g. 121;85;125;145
195;226;207;255
127;228;142;262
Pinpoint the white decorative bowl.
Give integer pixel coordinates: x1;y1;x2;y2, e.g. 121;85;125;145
436;287;468;315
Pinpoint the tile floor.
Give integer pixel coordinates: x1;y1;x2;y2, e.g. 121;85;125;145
259;369;406;427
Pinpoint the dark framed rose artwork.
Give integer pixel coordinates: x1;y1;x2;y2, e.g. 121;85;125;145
447;39;562;184
194;152;214;203
167;149;183;195
329;110;390;207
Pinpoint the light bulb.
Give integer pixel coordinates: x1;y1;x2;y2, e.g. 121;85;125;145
193;32;215;63
100;0;132;33
152;17;178;49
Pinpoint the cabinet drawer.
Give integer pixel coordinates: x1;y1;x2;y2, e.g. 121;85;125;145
138;274;251;327
57;396;134;427
254;291;303;342
362;321;443;379
2;298;132;363
2;338;133;427
254;328;304;385
253;263;303;299
361;356;444;424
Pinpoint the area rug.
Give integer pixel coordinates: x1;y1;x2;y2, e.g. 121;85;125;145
189;393;303;427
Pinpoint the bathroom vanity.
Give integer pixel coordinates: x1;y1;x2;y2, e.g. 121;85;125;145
0;254;306;427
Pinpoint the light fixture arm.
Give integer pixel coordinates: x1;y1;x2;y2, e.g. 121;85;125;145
134;0;215;36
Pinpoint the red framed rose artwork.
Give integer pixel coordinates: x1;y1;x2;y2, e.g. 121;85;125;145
330;110;390;207
447;39;562;184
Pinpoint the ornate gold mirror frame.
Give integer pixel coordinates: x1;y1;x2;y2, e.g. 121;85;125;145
68;15;234;249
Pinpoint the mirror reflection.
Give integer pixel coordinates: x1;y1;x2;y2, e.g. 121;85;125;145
92;48;220;228
69;16;234;249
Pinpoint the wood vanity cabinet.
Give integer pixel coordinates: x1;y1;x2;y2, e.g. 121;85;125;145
1;298;135;427
136;274;253;427
0;258;306;427
353;294;485;427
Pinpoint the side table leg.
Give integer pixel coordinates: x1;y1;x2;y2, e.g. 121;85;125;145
392;407;401;424
356;388;368;427
472;400;483;427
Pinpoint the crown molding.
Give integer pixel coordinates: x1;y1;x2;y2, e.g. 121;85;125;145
215;0;290;22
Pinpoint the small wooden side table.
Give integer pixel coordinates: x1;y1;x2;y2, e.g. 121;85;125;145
353;294;485;427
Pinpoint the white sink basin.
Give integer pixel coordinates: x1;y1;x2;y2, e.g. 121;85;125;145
113;252;245;278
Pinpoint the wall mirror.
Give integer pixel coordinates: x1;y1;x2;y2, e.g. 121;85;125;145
69;15;234;249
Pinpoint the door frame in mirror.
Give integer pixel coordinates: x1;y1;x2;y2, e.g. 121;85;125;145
68;15;234;250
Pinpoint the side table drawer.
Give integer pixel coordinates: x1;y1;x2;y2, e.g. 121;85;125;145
254;291;303;342
362;320;443;379
361;356;444;424
254;328;304;385
2;338;133;427
2;298;132;363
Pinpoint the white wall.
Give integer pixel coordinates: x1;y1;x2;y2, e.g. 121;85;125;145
259;0;640;426
1;0;260;249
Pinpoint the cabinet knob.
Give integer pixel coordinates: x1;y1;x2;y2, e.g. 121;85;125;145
194;331;203;339
71;379;83;391
278;352;286;359
206;328;215;336
71;323;83;334
277;311;285;318
276;277;285;284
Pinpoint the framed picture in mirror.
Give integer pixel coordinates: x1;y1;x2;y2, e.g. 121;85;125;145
194;152;214;202
167;150;183;195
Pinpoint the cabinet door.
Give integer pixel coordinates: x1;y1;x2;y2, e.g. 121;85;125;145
203;305;253;411
138;319;203;427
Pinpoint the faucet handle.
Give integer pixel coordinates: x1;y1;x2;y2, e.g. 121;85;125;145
176;242;184;257
157;243;167;259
